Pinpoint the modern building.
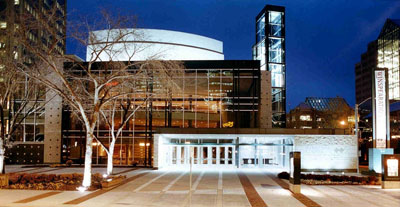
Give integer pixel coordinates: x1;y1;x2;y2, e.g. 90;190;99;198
355;40;377;105
355;19;400;104
286;97;355;131
86;29;224;61
0;0;66;59
60;60;263;166
1;0;66;165
253;5;286;128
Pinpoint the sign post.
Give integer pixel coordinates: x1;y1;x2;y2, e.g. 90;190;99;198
381;154;400;189
370;69;393;173
289;151;301;194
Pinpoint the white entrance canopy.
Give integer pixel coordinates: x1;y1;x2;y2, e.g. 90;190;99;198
154;129;357;172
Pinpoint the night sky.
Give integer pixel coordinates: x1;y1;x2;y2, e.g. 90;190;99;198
66;0;400;110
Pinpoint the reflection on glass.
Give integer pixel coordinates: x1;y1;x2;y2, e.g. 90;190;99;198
220;147;225;164
212;147;217;164
203;147;208;164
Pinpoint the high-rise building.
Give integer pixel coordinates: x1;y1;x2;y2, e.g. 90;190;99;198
253;5;286;127
0;0;66;59
355;19;400;104
0;0;66;164
378;19;400;100
355;40;377;105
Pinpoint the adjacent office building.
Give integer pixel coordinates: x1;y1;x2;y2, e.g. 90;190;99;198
1;0;66;164
356;19;400;104
253;5;286;128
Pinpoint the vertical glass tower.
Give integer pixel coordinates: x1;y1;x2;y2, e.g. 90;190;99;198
253;5;286;127
377;19;400;100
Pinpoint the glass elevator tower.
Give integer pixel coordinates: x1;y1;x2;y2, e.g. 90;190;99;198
253;5;286;127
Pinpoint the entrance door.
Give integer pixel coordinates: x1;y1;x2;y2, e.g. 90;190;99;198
168;145;235;168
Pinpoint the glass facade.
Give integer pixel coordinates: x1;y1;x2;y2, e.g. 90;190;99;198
61;60;260;166
378;19;400;100
253;5;286;127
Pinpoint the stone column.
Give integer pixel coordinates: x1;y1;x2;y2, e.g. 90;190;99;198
259;70;272;128
44;89;62;163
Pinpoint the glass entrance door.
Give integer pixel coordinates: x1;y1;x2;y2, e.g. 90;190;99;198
168;145;235;168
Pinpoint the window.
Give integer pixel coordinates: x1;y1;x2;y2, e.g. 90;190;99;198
268;11;283;37
15;0;19;5
0;22;6;29
300;115;312;121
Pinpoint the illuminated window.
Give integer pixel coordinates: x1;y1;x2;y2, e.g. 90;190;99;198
299;115;311;121
0;22;6;29
15;0;19;5
387;159;398;177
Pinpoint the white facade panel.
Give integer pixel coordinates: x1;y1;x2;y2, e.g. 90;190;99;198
86;29;224;61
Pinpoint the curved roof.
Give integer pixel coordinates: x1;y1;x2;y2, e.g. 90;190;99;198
87;28;224;61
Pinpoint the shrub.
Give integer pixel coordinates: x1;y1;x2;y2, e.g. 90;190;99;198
66;160;73;167
277;171;289;180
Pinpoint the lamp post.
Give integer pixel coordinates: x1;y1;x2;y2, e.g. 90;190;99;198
355;97;372;173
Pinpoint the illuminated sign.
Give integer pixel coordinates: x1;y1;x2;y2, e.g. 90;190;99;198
387;159;399;177
290;157;294;178
374;70;387;148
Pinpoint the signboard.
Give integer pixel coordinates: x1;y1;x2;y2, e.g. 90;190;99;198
387;159;399;177
289;152;301;185
373;69;389;149
382;154;400;181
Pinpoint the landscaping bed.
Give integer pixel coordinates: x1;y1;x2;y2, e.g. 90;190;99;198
0;173;105;191
277;171;379;185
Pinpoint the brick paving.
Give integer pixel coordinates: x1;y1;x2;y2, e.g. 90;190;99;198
0;166;399;207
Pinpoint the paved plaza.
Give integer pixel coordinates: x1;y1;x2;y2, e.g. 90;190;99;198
0;166;399;207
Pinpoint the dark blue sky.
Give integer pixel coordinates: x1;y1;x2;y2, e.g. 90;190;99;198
67;0;400;110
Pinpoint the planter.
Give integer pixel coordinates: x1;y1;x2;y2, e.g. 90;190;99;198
0;174;8;187
101;176;125;189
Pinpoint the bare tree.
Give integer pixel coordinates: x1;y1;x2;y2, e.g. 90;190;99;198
14;9;184;188
0;58;48;174
98;61;183;176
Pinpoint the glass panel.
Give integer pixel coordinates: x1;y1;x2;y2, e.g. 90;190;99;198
212;147;216;164
220;147;225;164
256;15;265;42
181;146;185;164
172;146;177;164
228;147;233;164
269;11;282;24
203;147;208;164
193;147;198;164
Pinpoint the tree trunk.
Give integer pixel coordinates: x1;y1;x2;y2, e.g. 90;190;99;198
107;140;115;175
0;142;4;174
82;130;94;188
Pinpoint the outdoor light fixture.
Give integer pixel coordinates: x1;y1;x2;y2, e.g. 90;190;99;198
340;121;345;125
77;186;87;192
326;171;330;174
102;174;108;178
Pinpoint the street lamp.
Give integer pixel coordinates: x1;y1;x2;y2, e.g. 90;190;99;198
354;97;372;174
355;97;372;137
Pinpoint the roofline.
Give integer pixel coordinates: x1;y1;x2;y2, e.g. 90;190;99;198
256;4;285;20
156;128;352;135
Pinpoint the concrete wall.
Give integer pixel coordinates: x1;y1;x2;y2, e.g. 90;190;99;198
259;70;272;128
44;90;62;163
294;135;357;172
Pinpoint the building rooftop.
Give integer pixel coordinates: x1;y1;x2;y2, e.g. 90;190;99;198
301;97;351;111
